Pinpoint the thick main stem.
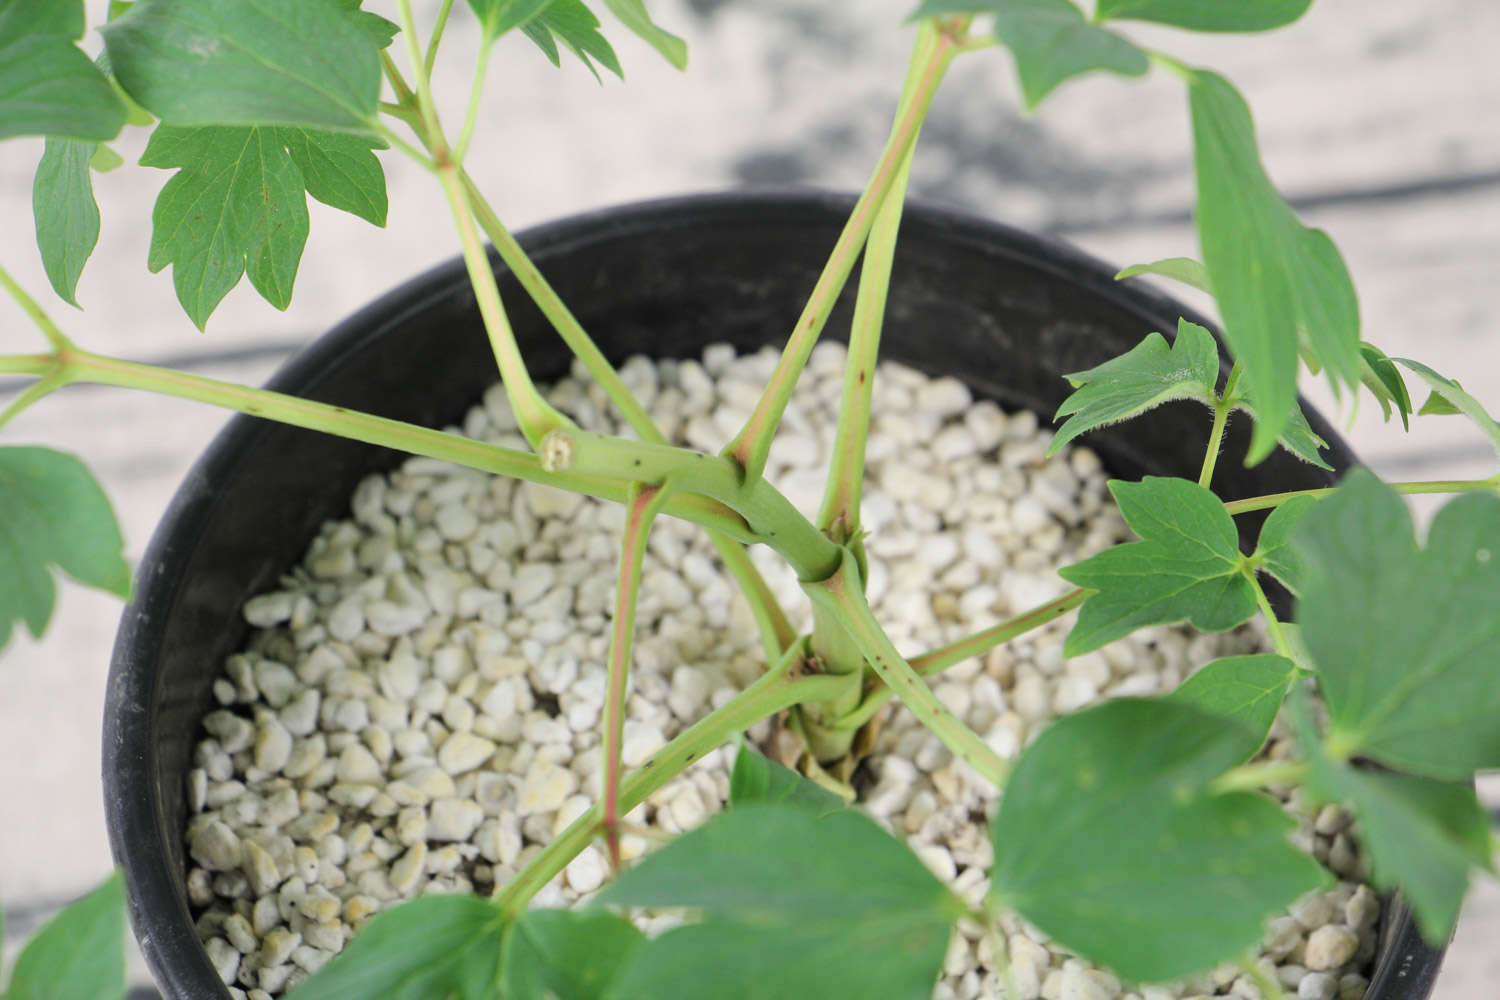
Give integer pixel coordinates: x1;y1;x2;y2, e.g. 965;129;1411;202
722;21;961;484
806;549;1009;787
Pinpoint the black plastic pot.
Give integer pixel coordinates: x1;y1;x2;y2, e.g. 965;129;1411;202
104;192;1444;999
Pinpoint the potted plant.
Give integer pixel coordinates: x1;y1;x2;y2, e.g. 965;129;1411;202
1;2;1495;1000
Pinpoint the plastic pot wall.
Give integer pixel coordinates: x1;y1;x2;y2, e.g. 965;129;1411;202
103;192;1444;999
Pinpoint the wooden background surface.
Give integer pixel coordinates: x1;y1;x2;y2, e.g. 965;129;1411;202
1;0;1496;993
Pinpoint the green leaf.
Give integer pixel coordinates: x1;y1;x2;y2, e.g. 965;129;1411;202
102;0;381;133
1189;69;1362;463
1251;493;1318;595
599;805;959;1000
1395;358;1500;464
1058;476;1257;655
1291;695;1492;944
1048;318;1220;457
501;909;643;1000
1359;342;1412;429
521;0;624;80
1114;255;1211;293
1168;654;1295;761
467;0;556;39
599;0;686;70
90;143;125;171
0;0;127;141
284;895;506;1000
990;698;1328;982
1293;470;1500;778
912;0;1148;110
142;125;310;327
728;745;848;816
277;126;388;226
1251;401;1332;470
6;871;126;1000
1095;0;1312;32
32;136;101;307
0;447;131;652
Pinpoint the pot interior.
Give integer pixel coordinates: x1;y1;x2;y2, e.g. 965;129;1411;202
104;192;1436;999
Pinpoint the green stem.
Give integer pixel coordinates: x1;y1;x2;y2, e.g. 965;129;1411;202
1225;478;1500;515
722;21;961;484
1238;956;1288;1000
0;348;755;542
1245;569;1293;660
836;589;1088;732
371;122;433;170
0;370;69;431
434;162;575;446
1211;759;1308;794
494;641;846;918
381;51;417;108
551;428;842;581
451;37;494;167
0;262;73;351
815;140;915;539
801;602;868;762
806;549;1009;787
423;0;458;76
714;539;798;664
1199;364;1239;489
396;0;446;157
602;483;671;868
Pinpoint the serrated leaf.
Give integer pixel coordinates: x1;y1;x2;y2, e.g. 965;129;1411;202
1190;69;1362;463
467;0;555;39
990;698;1328;982
1359;342;1412;429
1169;654;1295;761
728;745;847;816
284;895;506;1000
521;0;624;80
1395;358;1500;464
913;0;1148;110
32;136;101;306
1114;255;1211;293
1291;695;1492;944
1095;0;1312;32
277;126;388;226
1251;493;1318;595
0;447;131;652
1048;318;1220;456
0;0;127;141
599;0;686;69
501;909;643;1000
142;125;310;328
6;871;126;1000
599;804;959;1000
334;0;399;50
102;0;381;133
1293;470;1500;778
1058;476;1257;655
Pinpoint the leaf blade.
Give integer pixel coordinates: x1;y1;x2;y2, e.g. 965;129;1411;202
1048;319;1220;456
1189;70;1361;462
1114;255;1212;293
501;909;643;1000
1395;358;1500;465
599;0;686;69
283;894;506;1000
277;126;388;226
1293;470;1500;778
102;0;382;133
990;698;1327;982
6;871;126;1000
32;136;102;306
1096;0;1313;32
1168;654;1295;761
0;1;127;142
0;446;131;652
728;745;848;816
1058;476;1257;655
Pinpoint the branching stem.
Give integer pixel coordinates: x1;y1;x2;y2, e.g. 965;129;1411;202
0;262;73;351
723;20;962;484
1225;478;1500;515
1212;759;1308;794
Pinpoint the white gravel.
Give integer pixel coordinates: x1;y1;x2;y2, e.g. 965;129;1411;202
184;343;1380;1000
